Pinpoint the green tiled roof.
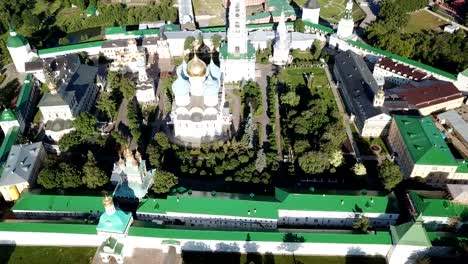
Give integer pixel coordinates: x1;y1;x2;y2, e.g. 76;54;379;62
12;193;104;214
276;188;398;214
0;222;97;235
390;222;431;247
0;109;17;122
456;161;468;173
219;41;256;60
86;6;97;16
303;21;333;33
16;74;33;110
393;115;457;166
0;126;19;162
38;41;105;56
127;28;160;36
408;191;468;219
129;226;392;244
247;12;271;21
346;40;457;80
164;24;181;32
138;196;279;219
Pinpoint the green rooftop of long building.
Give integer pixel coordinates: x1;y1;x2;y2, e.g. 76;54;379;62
409;191;468;219
16;73;33;110
0;126;19;163
129;226;392;245
275;188;398;214
138;196;279;219
38;40;105;56
393;115;457;166
12;193;104;214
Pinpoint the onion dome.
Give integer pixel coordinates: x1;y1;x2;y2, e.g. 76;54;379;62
102;195;113;207
172;78;190;96
203;78;219;96
187;53;207;77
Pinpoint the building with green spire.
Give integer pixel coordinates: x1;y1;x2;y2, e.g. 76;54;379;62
96;196;133;238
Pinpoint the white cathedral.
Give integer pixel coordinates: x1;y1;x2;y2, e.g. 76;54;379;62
219;0;256;83
170;45;231;142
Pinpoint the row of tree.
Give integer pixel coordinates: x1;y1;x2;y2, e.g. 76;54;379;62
38;151;108;189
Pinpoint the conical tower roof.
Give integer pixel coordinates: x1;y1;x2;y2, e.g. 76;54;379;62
6;25;28;48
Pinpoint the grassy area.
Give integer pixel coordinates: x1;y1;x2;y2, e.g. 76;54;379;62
193;0;225;25
32;0;62;15
405;10;445;33
0;246;96;264
182;251;387;264
285;67;328;88
294;0;366;23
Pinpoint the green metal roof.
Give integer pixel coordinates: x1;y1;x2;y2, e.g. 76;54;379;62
0;222;97;235
276;188;398;214
247;12;271;21
164;24;181;32
97;209;132;234
16;74;33;110
408;191;468;219
38;41;105;56
393;115;457;166
303;21;333;33
460;68;468;77
138;196;279;219
7;32;28;48
346;40;457;80
390;222;431;247
0;126;19;162
86;6;97;16
199;26;225;33
0;109;17;122
12;193;104;214
129;226;392;244
456;161;468;173
219;41;256;60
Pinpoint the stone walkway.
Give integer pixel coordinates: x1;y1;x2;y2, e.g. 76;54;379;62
92;248;178;264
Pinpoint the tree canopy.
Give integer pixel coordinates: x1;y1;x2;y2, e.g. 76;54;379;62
152;170;178;194
82;151;108;189
377;160;403;190
38;162;82;189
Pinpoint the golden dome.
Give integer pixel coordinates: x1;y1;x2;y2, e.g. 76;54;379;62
103;195;113;207
187;53;207;77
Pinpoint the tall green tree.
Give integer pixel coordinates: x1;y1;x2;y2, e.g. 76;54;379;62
211;34;222;50
82;151;108;189
72;112;98;139
294;18;305;33
377;160;403;190
58;130;82;152
119;77;136;100
97;93;117;121
184;36;195;50
298;151;330;174
152;170;178;194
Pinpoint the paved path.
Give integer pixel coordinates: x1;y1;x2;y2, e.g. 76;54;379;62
255;64;273;145
358;1;377;29
425;8;468;32
323;63;361;161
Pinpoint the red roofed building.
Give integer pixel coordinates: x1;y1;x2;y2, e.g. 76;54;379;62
373;57;429;86
388;80;464;116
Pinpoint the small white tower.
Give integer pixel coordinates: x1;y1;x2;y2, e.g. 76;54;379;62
337;0;355;39
6;25;34;73
302;0;320;24
373;87;385;107
272;12;292;66
103;195;116;216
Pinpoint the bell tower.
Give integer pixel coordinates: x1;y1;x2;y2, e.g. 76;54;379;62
227;0;248;55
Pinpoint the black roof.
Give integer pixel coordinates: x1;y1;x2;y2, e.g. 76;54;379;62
334;50;382;127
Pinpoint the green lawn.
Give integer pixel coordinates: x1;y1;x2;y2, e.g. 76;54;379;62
405;10;445;33
294;0;366;23
193;0;225;26
182;251;387;264
0;246;96;264
284;67;328;88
